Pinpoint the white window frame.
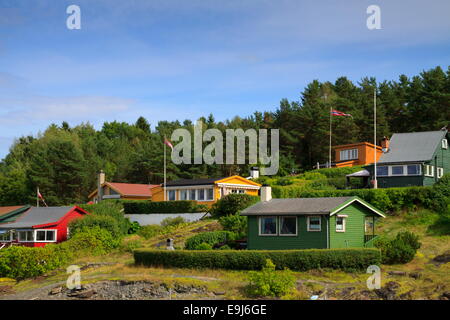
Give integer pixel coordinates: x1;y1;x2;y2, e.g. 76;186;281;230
279;216;298;236
35;229;57;243
180;189;188;200
437;167;444;179
391;165;404;176
189;189;197;200
340;148;358;161
18;230;35;242
424;165;434;177
376;166;389;177
336;216;347;233
258;216;278;236
442;139;448;149
0;231;11;242
206;188;214;201
307;216;322;232
167;190;176;201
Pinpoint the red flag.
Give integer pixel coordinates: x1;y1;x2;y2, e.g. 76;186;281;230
163;137;174;151
38;190;44;200
331;109;352;117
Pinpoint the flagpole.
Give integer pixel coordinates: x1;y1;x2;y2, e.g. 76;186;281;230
373;88;378;189
329;105;332;168
164;138;167;201
37;187;39;208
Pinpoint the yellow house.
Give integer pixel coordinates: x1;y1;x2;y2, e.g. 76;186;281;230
151;176;261;207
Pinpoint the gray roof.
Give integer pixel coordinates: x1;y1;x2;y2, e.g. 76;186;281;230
378;130;447;164
241;197;354;216
0;206;74;229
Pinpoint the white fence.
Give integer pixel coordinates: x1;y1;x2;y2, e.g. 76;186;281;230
125;212;209;226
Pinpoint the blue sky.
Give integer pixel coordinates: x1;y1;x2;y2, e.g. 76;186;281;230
0;0;449;159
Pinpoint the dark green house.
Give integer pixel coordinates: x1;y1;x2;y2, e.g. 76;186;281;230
241;195;385;250
364;130;449;188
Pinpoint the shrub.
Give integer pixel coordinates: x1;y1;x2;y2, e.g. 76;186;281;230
137;225;163;239
432;173;450;213
301;171;327;180
247;259;296;297
184;231;237;250
209;194;260;218
69;214;122;239
128;221;141;234
120;237;144;253
123;200;206;214
134;248;381;271
275;177;294;186
0;227;117;279
79;200;131;235
375;231;421;264
219;214;247;237
194;243;213;250
161;216;186;228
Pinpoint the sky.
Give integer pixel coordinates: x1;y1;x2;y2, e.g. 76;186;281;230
0;0;449;159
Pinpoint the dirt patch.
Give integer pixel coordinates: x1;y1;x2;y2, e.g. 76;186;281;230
0;285;14;296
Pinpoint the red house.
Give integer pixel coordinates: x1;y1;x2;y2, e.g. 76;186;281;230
0;206;89;248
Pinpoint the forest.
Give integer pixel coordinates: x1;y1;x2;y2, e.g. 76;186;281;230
0;66;449;206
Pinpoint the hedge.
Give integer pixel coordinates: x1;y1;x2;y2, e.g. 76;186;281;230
184;231;237;249
271;186;434;213
123;200;207;214
133;248;381;271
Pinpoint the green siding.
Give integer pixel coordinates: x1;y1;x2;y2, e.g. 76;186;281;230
247;215;328;250
329;202;373;248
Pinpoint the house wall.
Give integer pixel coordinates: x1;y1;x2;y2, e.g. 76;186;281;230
334;143;382;167
246;215;328;250
329;203;375;248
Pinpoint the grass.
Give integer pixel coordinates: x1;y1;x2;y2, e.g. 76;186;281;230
1;210;449;300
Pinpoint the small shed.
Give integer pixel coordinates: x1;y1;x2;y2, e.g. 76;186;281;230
241;196;385;250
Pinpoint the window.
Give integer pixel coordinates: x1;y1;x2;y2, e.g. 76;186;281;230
190;189;196;200
231;189;245;194
35;230;56;242
307;216;321;232
407;164;421;175
168;190;176;201
180;190;188;200
425;165;434;177
376;166;388;176
340;148;358;161
279;217;297;236
18;230;34;242
198;189;205;201
0;231;10;242
259;217;277;235
336;216;346;232
442;139;448;149
391;165;404;176
437;167;444;179
206;189;214;201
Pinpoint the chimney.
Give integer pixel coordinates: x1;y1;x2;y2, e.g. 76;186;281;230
97;170;105;202
249;167;259;179
381;136;390;153
260;185;272;202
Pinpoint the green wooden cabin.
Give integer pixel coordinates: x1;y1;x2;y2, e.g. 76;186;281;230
364;130;449;188
241;196;385;250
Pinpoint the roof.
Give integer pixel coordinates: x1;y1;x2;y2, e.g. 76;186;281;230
377;130;447;164
0;206;28;217
164;177;225;187
241;196;385;217
89;182;159;198
0;206;80;229
333;142;382;150
346;169;370;177
241;197;354;215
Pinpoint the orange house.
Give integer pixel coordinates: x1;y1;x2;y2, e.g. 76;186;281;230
151;176;261;207
333;142;383;167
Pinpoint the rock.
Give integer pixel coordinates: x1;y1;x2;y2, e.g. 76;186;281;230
374;281;400;300
440;292;450;300
68;289;96;299
409;272;422;279
49;287;62;295
399;290;414;300
213;291;225;296
432;251;450;264
388;271;407;276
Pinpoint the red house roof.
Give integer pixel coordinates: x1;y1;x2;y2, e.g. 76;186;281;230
0;206;27;217
107;182;159;197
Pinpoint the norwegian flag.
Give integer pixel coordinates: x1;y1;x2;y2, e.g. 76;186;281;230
163;137;174;151
37;187;48;207
331;109;352;117
37;190;44;200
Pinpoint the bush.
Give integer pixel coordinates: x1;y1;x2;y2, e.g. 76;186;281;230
375;231;421;264
137;225;163;239
134;248;381;271
0;226;118;279
219;214;247;237
247;259;296;297
194;242;213;250
123;200;206;214
79;200;131;235
209;194;260;218
69;214;122;239
128;221;141;234
161;216;186;228
120;237;144;253
184;231;237;250
432;173;450;213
